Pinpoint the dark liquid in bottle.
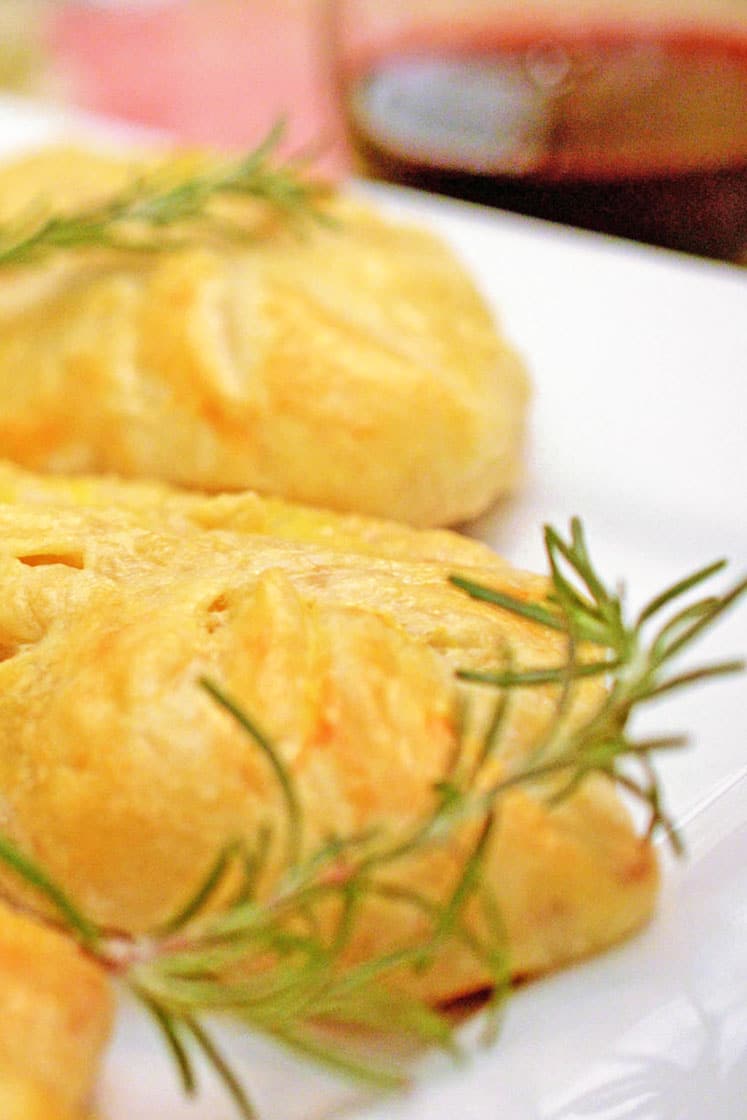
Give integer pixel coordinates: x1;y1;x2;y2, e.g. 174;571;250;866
342;28;747;259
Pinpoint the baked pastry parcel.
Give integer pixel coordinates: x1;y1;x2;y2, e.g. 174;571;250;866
0;899;112;1120
0;145;529;527
0;459;657;1015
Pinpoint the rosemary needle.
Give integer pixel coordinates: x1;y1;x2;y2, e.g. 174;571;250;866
0;518;743;1117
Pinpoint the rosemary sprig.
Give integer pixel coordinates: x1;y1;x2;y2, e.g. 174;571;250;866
0;121;329;267
452;518;746;850
0;519;742;1117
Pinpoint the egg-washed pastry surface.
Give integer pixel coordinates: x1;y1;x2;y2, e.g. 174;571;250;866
0;461;657;1005
0;898;113;1120
0;146;529;527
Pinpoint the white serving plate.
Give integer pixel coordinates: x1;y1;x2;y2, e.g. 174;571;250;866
1;93;745;1120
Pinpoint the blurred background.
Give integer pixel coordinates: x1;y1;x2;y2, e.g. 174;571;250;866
0;0;745;259
0;0;348;168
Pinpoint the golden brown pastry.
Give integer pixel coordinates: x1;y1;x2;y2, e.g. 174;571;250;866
0;461;657;1002
0;898;113;1120
0;146;529;527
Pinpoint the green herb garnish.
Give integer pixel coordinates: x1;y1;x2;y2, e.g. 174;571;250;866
0;519;742;1117
452;518;746;851
0;121;328;267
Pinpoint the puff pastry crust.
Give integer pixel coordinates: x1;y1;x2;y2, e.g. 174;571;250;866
0;461;657;1004
0;147;529;527
0;899;113;1120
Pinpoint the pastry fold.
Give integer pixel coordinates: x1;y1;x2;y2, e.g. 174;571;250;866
0;462;657;1003
0;146;529;527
